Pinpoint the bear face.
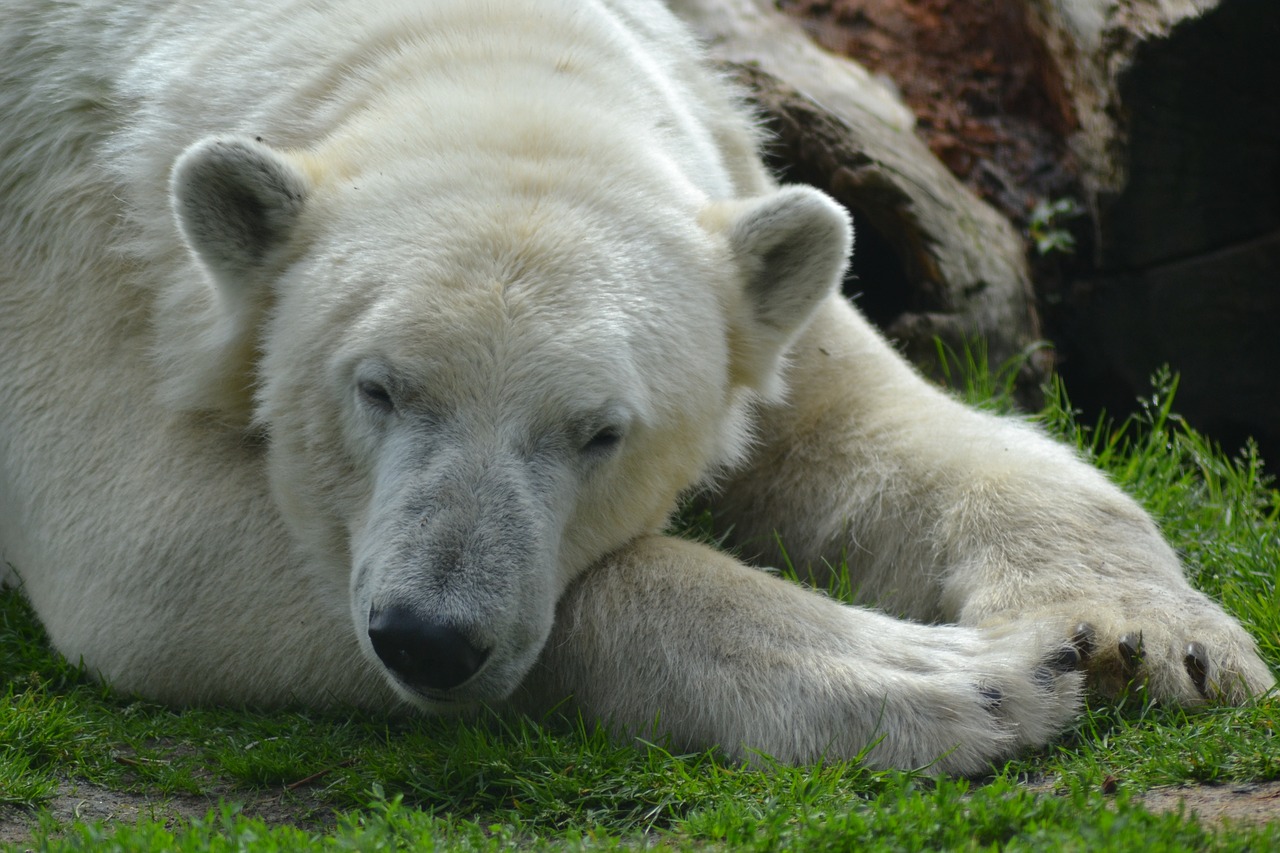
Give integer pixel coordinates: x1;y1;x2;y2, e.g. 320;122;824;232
168;136;850;706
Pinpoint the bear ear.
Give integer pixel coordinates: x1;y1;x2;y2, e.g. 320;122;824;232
171;135;311;288
159;136;311;424
710;185;852;399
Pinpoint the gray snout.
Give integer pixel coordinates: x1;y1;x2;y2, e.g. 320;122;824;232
368;605;490;691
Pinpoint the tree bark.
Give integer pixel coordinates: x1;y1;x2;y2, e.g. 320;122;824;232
672;0;1049;380
675;0;1278;457
1025;0;1280;458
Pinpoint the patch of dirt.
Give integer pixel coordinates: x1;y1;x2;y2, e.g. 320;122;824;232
4;778;1278;844
0;779;337;846
777;0;1082;228
1024;777;1280;829
1136;781;1280;828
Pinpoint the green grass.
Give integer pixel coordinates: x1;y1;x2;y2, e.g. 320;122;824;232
3;363;1278;849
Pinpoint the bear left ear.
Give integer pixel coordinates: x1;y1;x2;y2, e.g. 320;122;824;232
708;185;852;398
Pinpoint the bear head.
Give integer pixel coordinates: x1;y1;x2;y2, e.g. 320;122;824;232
166;134;851;708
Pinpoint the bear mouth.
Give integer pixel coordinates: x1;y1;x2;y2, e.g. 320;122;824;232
384;675;482;711
412;689;476;710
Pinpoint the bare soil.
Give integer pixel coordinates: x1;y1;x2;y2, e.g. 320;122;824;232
3;777;1278;844
1024;777;1280;830
0;779;337;846
1137;781;1280;828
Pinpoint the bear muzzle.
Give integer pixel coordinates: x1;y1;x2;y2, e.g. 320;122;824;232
367;605;492;692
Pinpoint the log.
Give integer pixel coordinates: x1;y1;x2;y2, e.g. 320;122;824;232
670;0;1050;380
1024;0;1280;458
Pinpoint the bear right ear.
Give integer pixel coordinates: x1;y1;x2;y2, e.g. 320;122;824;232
707;185;853;400
171;135;311;288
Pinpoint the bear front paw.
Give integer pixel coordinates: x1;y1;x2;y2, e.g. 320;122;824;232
1068;616;1275;705
841;621;1087;775
984;593;1275;707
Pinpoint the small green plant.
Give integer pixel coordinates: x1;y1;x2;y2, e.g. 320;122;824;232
931;336;1051;413
1029;197;1083;255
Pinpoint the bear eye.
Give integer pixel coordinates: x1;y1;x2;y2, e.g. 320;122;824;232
582;427;623;456
357;379;394;413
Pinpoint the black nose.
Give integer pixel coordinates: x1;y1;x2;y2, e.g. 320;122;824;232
367;606;490;691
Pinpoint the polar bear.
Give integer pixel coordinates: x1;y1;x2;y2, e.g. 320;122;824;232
0;0;1272;775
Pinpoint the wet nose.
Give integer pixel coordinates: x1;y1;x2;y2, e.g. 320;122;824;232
368;606;490;691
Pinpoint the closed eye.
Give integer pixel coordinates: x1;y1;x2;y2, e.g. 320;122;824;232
357;379;394;413
582;427;623;456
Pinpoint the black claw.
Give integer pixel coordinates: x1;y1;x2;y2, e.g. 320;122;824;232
1071;623;1096;663
1184;642;1210;698
980;685;1003;711
1118;633;1144;674
1033;665;1055;689
1049;643;1083;673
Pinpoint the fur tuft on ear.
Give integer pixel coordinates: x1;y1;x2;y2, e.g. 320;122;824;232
707;185;853;400
158;136;312;423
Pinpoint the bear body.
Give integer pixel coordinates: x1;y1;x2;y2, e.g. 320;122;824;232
0;0;1272;774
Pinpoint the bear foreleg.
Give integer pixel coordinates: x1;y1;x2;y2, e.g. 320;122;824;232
516;535;1083;774
714;295;1276;705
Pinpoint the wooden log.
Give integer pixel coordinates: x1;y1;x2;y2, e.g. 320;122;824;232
671;0;1049;379
1025;0;1280;457
1024;0;1278;267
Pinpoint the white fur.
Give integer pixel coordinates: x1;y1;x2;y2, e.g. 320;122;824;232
0;0;1272;776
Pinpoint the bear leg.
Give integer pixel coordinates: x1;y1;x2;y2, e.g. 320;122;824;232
517;535;1083;774
712;295;1276;705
